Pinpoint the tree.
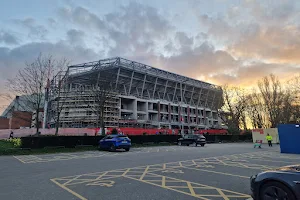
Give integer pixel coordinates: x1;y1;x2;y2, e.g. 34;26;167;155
218;85;247;134
288;74;300;93
287;74;300;123
258;74;296;127
80;78;116;135
7;54;67;134
48;69;70;135
245;89;268;129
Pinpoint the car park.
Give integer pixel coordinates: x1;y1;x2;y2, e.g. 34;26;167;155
250;165;300;200
99;135;131;151
177;134;206;147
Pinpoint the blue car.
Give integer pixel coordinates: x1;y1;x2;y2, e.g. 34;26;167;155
99;135;131;151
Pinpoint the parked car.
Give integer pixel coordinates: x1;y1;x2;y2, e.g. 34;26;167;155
99;135;131;151
250;165;300;200
178;134;206;147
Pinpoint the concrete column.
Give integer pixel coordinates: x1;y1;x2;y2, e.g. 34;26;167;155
196;107;198;124
168;103;171;123
157;101;160;122
187;106;190;124
132;98;137;120
145;100;148;120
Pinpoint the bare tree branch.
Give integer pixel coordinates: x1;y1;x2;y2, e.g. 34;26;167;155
6;53;68;133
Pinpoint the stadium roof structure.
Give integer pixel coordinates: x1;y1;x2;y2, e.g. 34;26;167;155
67;57;220;90
57;57;223;109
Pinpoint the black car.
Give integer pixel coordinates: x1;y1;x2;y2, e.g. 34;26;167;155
178;134;206;147
250;165;300;200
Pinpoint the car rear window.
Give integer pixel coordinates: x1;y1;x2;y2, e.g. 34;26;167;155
117;135;128;138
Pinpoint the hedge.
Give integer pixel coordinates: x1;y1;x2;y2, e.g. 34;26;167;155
20;134;252;149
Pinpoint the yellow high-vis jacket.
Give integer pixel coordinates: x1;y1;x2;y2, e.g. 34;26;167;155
266;135;273;141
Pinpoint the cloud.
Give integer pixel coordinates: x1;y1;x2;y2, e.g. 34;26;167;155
229;25;300;63
197;1;300;65
58;6;106;31
58;2;173;58
175;32;194;52
157;42;240;79
105;2;173;57
13;18;48;40
244;0;299;25
0;41;99;92
67;29;85;45
0;31;19;45
47;18;57;28
206;62;300;86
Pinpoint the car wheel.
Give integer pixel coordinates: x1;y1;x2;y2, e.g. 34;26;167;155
109;144;116;152
260;182;296;200
178;141;182;146
201;144;205;147
125;148;130;152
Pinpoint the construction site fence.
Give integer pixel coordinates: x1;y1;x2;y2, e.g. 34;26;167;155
20;134;252;149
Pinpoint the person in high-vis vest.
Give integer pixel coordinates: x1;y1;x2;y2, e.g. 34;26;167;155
266;134;273;147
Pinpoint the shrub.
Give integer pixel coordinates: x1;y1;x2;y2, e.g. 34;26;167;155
7;138;22;148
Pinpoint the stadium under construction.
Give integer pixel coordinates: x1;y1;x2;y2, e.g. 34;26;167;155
46;57;226;131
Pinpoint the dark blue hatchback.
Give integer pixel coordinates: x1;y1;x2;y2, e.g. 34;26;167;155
99;135;131;151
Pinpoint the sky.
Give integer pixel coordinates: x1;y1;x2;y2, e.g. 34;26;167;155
1;0;300;112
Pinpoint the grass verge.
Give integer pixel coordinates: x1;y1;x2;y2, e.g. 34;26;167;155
0;140;175;156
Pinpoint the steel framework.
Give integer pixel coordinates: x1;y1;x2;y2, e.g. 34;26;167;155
66;57;223;109
47;57;224;129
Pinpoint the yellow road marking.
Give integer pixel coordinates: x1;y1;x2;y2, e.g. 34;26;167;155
50;151;274;200
125;175;210;200
217;188;230;200
51;151;278;180
181;166;249;179
162;176;166;187
147;172;251;197
63;175;81;186
139;166;150;180
96;171;108;180
244;157;297;164
187;182;196;196
50;179;87;200
122;168;130;176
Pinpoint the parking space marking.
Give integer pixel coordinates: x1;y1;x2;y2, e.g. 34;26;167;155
14;147;195;163
52;164;251;200
181;166;249;179
51;179;88;200
13;155;26;163
50;152;284;199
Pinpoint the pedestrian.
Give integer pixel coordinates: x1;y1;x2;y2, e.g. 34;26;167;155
266;134;273;147
9;131;14;139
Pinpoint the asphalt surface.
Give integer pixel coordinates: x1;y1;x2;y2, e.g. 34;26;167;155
1;143;300;200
